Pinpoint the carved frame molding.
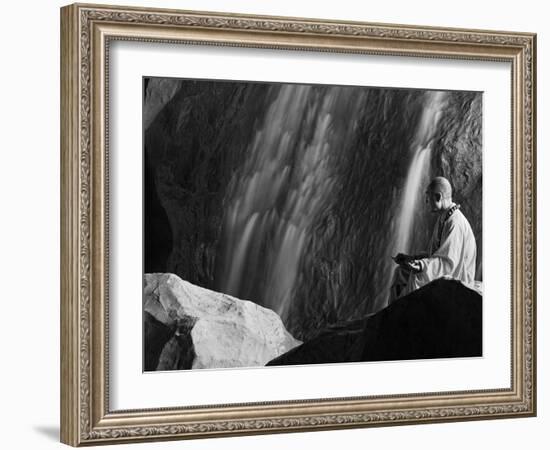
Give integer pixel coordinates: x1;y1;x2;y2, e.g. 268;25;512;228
60;3;536;446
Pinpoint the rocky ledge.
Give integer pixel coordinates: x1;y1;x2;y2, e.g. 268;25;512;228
267;278;482;366
144;273;301;371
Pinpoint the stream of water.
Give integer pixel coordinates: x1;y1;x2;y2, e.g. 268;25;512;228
219;84;361;320
384;91;447;307
219;87;448;320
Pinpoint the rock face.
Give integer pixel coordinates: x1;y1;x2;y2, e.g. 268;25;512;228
144;273;301;371
144;80;272;283
434;93;483;280
267;279;482;366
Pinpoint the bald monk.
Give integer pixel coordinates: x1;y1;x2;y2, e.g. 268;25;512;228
390;176;477;301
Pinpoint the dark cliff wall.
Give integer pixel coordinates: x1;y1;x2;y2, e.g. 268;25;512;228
433;92;483;279
144;79;273;287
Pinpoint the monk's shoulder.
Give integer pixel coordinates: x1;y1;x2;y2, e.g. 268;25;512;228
448;209;474;232
446;209;469;228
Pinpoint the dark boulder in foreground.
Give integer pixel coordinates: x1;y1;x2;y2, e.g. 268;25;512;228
144;311;175;371
267;279;482;366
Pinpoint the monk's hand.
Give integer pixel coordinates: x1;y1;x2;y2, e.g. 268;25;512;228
407;259;422;273
403;259;422;273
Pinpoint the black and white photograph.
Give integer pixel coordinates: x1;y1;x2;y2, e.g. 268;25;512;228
143;78;483;372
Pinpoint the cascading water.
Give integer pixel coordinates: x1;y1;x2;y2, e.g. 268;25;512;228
218;84;361;321
146;79;483;338
384;91;447;307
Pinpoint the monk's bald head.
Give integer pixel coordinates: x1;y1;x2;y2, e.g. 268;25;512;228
427;176;452;200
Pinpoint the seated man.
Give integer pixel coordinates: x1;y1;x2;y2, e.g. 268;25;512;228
390;176;477;301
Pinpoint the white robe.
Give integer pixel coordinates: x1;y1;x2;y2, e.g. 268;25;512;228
406;207;477;294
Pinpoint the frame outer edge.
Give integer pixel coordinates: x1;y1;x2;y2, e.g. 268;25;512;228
61;2;537;445
529;33;537;416
61;4;81;447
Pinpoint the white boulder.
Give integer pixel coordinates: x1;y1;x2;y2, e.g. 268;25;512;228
144;273;301;370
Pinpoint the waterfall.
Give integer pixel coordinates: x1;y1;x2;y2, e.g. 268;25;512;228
218;86;448;320
145;79;484;337
385;91;447;306
218;84;357;321
392;146;432;256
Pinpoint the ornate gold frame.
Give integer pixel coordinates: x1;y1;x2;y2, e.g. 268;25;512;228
60;2;537;446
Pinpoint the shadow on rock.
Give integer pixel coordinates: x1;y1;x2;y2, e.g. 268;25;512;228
267;278;482;366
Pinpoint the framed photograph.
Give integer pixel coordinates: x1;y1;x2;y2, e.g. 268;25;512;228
60;3;537;446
